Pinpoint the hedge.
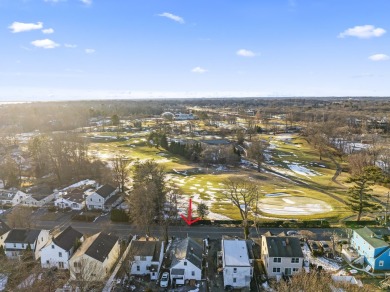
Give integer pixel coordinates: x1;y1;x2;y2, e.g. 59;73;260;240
111;209;129;222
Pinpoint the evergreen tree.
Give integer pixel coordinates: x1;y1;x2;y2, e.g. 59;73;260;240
347;166;383;222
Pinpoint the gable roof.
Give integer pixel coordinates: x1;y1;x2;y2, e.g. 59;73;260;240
263;236;303;258
0;219;10;236
129;240;163;261
354;227;390;249
95;184;116;198
85;232;119;262
53;226;83;251
171;237;203;269
4;229;41;244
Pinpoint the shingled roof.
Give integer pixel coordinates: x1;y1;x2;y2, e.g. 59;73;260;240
95;184;116;198
85;232;119;262
264;236;303;258
129;240;163;262
53;226;83;251
171;237;203;269
0;219;10;236
4;229;41;244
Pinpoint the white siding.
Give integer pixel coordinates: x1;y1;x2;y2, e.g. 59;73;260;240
223;266;252;288
41;243;69;269
86;193;104;210
170;260;201;282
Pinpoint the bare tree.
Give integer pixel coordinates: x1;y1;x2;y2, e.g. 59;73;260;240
6;206;34;228
112;155;132;192
222;178;259;239
247;140;267;172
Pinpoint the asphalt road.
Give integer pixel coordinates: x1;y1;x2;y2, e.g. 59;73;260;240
32;220;345;241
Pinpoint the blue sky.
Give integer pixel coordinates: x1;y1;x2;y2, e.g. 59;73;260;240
1;0;390;100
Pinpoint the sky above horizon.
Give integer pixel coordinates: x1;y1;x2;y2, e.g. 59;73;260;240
1;0;390;100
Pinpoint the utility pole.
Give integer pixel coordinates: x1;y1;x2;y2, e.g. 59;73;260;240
385;191;390;226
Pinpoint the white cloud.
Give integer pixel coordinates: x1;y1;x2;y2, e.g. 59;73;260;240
31;39;60;49
65;43;77;48
42;28;54;34
236;49;256;57
191;67;207;73
80;0;92;5
369;54;389;61
9;21;43;33
158;12;184;24
338;25;386;39
85;48;95;54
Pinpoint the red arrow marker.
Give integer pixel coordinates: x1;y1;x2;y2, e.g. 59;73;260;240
180;198;201;226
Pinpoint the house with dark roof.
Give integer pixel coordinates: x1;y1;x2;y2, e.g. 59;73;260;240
4;229;50;260
221;238;253;289
261;235;304;278
85;184;120;211
0;189;29;206
40;226;84;269
350;227;390;271
69;232;120;281
170;237;203;285
129;239;165;280
0;219;10;250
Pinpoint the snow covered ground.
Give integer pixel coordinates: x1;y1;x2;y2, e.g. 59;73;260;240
302;243;341;271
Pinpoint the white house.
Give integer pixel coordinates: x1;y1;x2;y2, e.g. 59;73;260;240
21;193;55;207
69;232;120;281
54;188;89;210
4;229;50;260
41;226;84;269
129;240;164;280
261;235;304;278
85;184;119;211
0;189;29;206
170;238;203;285
221;239;253;289
0;219;10;250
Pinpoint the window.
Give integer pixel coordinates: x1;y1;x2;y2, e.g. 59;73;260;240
13;243;16;248
140;256;147;261
59;262;64;268
22;244;24;248
273;257;281;263
191;271;195;276
184;261;187;266
52;245;55;249
272;268;281;273
99;199;101;202
137;266;140;271
291;258;299;263
233;278;236;283
46;260;49;264
293;268;299;272
380;261;384;267
59;252;62;257
233;268;237;273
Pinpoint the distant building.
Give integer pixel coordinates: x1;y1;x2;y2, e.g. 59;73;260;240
0;189;29;206
174;113;197;121
85;184;120;211
261;235;304;278
0;219;10;250
221;238;253;289
200;139;231;147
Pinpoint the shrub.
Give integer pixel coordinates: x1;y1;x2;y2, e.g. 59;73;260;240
110;209;129;222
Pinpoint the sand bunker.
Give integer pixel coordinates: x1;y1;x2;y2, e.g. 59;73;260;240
259;196;332;215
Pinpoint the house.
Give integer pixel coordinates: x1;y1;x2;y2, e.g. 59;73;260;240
85;184;120;211
129;239;165;280
4;229;50;260
0;219;10;250
261;235;304;278
170;238;203;285
41;226;84;269
0;189;29;206
221;239;253;289
174;113;197;121
69;232;120;281
200;139;231;147
350;227;390;271
54;187;90;210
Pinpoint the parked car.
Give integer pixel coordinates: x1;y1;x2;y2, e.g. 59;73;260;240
287;230;298;236
310;242;319;251
320;241;330;252
160;272;169;288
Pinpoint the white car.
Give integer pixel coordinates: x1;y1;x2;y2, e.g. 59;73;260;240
287;230;298;236
160;272;169;288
